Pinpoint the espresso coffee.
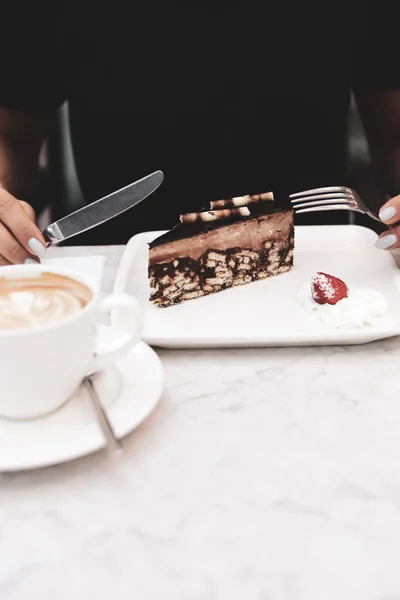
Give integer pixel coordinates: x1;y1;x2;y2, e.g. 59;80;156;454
0;273;92;331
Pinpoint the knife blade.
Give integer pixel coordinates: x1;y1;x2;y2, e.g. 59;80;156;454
43;170;164;245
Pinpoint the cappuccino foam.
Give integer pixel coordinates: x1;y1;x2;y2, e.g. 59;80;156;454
0;273;92;331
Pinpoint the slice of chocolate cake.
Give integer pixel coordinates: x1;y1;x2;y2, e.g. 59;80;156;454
149;192;294;307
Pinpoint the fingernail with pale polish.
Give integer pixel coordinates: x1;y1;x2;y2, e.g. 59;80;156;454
28;238;46;258
375;234;397;250
379;206;397;222
25;258;38;265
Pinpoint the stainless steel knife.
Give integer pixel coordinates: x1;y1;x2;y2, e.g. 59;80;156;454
42;170;164;245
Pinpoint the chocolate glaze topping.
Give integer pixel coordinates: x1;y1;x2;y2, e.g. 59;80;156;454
150;200;279;249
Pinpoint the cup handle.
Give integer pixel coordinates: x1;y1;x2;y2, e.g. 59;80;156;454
86;293;143;375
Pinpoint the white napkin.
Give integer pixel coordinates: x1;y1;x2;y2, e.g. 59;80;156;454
42;255;106;289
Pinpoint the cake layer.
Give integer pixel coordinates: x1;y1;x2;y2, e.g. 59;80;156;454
149;208;294;307
149;208;293;264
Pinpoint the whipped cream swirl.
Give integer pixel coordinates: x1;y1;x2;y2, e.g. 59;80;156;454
298;283;388;329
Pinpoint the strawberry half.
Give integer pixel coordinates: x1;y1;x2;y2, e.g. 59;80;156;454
311;272;349;305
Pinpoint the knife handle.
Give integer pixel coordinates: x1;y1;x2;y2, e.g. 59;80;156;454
42;223;63;246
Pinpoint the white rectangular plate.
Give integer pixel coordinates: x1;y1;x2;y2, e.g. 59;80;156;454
112;225;400;348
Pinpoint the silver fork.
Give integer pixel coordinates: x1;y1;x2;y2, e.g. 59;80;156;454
290;186;381;223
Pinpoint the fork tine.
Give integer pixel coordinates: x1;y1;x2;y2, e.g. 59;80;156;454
290;193;352;204
289;186;348;198
292;198;353;209
295;204;360;214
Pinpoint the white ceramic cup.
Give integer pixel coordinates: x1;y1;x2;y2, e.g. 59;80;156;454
0;264;143;419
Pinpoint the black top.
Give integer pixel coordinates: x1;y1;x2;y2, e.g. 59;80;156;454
1;2;398;244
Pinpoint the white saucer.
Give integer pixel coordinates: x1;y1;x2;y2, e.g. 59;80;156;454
0;329;164;472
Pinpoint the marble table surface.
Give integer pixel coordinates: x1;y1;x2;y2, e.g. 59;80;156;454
2;245;400;600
